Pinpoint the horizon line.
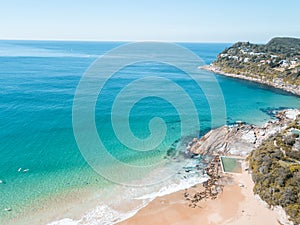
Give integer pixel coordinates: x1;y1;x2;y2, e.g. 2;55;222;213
0;38;236;44
1;36;299;44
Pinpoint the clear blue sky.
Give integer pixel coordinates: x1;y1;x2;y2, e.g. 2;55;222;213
0;0;299;43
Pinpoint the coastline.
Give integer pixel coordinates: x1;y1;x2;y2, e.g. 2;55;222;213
7;111;300;225
46;108;300;225
2;60;300;224
8;111;299;225
119;164;283;225
2;41;300;225
119;108;300;225
25;157;210;225
201;64;300;97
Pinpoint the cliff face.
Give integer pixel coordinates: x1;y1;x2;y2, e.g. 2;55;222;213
212;37;300;87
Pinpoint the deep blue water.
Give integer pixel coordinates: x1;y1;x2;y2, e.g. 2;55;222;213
0;40;299;223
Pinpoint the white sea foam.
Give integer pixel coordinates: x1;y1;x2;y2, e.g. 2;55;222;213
47;168;208;225
47;202;148;225
135;175;208;200
48;218;77;225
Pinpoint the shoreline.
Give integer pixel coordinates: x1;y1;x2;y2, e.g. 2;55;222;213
7;109;299;225
6;109;299;225
119;163;283;225
119;108;300;225
43;109;300;225
14;157;210;225
118;165;281;225
201;64;300;97
1;41;300;225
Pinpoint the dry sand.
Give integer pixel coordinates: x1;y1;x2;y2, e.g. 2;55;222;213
119;167;281;225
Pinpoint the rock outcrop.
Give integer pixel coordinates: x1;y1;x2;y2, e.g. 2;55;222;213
189;109;300;157
184;156;224;208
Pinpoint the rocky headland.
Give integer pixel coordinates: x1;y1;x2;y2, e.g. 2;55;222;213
201;37;300;96
120;108;300;225
187;108;300;224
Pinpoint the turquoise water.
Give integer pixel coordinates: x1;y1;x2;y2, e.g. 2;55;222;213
0;41;299;224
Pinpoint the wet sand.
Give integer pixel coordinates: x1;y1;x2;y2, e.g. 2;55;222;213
119;168;280;225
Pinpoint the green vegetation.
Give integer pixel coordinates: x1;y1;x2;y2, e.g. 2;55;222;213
266;37;300;55
248;115;300;224
213;37;300;85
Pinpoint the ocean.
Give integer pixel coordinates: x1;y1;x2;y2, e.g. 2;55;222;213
0;40;299;225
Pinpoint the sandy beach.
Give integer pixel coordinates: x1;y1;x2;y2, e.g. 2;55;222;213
119;108;299;225
119;165;281;225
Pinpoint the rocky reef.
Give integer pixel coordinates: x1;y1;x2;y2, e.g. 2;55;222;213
183;156;224;208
